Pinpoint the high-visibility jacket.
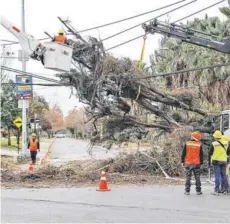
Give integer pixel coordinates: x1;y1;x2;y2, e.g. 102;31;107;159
55;35;67;43
184;140;202;165
29;138;39;151
211;140;228;162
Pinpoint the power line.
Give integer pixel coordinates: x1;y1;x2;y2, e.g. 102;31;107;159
0;0;185;47
1;82;68;86
105;35;144;51
0;66;61;83
67;0;197;56
76;0;186;33
172;0;225;23
137;61;230;80
101;0;197;42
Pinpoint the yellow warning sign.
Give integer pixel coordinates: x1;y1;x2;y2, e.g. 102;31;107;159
13;116;22;128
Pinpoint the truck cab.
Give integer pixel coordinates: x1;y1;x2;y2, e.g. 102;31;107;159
220;110;230;139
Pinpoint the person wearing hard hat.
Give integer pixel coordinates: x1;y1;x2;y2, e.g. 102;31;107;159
181;131;204;195
27;133;40;164
220;136;230;193
53;29;68;44
209;131;230;195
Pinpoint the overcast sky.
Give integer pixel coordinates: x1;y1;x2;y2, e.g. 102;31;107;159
0;0;228;116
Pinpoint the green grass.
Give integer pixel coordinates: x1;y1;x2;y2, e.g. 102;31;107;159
0;138;22;149
0;137;50;149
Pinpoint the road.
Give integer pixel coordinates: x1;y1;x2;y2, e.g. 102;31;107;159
49;138;119;166
1;186;230;223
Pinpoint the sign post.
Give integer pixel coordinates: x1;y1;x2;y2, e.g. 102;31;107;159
16;75;33;154
14;117;23;154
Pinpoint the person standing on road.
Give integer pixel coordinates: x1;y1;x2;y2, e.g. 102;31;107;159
181;131;203;195
220;135;230;193
28;133;40;165
209;131;230;195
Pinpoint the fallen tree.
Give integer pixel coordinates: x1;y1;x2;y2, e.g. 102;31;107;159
57;29;211;144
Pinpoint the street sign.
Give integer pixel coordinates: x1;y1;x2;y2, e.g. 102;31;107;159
14;116;22;128
18;99;29;109
16;75;33;99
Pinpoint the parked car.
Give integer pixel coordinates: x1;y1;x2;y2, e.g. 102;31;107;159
55;133;66;138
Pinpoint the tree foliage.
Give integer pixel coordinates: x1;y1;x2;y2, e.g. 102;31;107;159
154;15;230;109
1;80;21;145
45;104;65;132
57;9;230;144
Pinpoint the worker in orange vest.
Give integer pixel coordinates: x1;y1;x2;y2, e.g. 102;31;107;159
181;131;204;195
53;29;68;44
28;133;40;164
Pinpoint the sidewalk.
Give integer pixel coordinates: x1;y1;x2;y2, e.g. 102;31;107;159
1;138;55;170
0;148;18;157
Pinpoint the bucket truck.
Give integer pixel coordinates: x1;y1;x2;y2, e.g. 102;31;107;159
143;20;230;139
1;16;73;72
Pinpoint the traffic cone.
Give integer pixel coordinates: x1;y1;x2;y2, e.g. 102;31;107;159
97;170;111;191
28;161;34;173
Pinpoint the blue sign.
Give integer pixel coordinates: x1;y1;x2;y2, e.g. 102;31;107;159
16;75;33;99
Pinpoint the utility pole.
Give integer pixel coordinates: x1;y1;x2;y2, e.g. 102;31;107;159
21;0;27;154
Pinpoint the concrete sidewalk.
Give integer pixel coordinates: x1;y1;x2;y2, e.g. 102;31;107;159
1;139;55;170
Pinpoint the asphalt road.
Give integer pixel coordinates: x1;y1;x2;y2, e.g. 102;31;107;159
1;186;230;223
49;138;119;166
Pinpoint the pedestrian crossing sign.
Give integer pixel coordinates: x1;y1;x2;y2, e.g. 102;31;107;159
13;116;22;128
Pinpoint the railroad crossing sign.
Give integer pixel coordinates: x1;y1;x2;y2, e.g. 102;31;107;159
13;116;22;128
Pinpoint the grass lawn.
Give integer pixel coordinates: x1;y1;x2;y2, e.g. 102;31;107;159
1;137;49;149
1;137;22;149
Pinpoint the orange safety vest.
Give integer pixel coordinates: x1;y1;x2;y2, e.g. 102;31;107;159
55;35;66;43
185;141;201;165
29;138;38;151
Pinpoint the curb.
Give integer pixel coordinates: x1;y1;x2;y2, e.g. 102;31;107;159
38;138;56;168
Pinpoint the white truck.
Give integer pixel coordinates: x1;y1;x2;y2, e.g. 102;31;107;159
0;16;73;72
221;110;230;139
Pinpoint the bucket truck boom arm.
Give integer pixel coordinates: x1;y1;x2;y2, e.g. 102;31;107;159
1;16;73;72
143;20;230;54
1;15;45;60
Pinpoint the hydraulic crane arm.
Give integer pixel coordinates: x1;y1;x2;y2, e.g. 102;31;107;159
1;16;73;72
143;20;230;54
1;15;45;60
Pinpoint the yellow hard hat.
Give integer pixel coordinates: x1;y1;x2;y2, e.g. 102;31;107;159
31;133;36;137
222;135;229;142
213;130;222;139
58;29;64;34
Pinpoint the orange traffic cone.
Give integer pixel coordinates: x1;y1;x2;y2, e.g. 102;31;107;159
97;170;111;191
28;161;34;173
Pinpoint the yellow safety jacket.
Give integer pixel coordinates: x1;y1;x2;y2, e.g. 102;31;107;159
211;140;228;162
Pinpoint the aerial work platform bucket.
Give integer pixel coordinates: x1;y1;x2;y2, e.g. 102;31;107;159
43;42;73;72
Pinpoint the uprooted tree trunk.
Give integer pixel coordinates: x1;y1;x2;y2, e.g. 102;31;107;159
57;23;209;144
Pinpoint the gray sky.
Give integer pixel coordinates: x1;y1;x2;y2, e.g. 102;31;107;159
0;0;227;116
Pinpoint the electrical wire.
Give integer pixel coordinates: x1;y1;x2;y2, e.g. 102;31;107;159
172;0;225;23
0;66;61;84
2;62;230;86
0;0;185;46
75;0;186;33
136;61;230;80
105;35;144;51
1;82;68;86
101;0;197;42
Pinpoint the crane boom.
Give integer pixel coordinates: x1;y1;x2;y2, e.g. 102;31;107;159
0;16;45;60
1;15;73;72
143;20;230;54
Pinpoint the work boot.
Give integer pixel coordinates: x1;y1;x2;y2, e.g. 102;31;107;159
196;191;202;195
184;191;190;195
